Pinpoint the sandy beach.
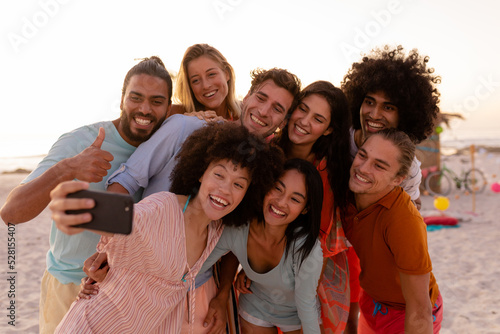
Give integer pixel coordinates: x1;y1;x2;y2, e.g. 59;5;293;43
0;150;499;333
1;173;51;334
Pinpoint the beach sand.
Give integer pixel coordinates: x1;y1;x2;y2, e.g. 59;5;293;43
1;174;51;333
0;150;499;333
420;148;500;333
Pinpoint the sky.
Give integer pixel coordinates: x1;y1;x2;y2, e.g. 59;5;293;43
1;0;500;158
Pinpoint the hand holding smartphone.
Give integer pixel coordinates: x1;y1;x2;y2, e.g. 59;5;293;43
66;190;133;235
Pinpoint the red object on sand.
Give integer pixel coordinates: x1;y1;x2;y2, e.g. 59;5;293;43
423;216;459;226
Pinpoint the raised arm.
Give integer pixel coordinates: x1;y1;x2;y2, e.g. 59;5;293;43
1;128;113;225
48;180;113;237
400;272;433;334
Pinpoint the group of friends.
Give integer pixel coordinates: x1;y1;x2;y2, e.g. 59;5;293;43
1;43;443;334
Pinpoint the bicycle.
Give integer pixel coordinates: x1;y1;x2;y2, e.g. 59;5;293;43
424;162;487;196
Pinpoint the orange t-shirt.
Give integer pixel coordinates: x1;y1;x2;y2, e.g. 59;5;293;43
344;187;439;310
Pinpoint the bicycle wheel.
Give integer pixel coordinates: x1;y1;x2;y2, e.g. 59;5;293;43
425;171;452;196
465;168;487;193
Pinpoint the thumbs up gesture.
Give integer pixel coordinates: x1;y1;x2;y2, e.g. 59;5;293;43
67;127;114;182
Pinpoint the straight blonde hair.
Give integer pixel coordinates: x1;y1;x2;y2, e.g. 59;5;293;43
174;44;240;119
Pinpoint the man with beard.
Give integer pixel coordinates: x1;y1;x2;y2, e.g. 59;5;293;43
0;56;172;334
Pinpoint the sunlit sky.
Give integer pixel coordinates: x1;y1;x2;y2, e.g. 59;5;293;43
1;0;500;158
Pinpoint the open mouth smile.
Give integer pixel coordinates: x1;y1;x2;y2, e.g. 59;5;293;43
204;90;216;98
365;121;385;131
134;116;153;126
250;114;267;127
270;204;285;216
210;195;229;208
355;172;370;183
294;124;308;135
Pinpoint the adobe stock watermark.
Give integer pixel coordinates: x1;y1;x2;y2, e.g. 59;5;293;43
339;0;410;61
7;0;71;54
449;74;499;128
212;0;243;21
452;74;499;114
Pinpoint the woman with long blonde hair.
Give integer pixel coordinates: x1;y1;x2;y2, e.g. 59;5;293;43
169;43;240;121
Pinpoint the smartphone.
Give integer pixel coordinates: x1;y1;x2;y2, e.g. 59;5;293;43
66;190;134;235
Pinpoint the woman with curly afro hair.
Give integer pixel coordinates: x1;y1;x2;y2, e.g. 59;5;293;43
49;122;284;334
340;45;441;333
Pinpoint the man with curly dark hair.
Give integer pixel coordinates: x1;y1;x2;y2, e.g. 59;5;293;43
342;45;440;145
341;45;441;333
342;46;440;207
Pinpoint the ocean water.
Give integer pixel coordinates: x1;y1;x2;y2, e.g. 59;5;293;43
0;134;57;174
441;137;500;150
0;155;45;174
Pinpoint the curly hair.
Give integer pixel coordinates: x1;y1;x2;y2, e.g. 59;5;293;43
341;45;441;143
275;81;352;219
170;122;284;226
122;56;173;105
249;68;302;114
174;44;240;119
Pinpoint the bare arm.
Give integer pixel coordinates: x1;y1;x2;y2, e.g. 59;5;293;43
106;182;130;194
204;252;239;334
1;128;114;225
400;272;433;334
234;269;252;294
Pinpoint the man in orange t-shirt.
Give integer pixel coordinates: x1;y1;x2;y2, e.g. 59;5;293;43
343;129;443;334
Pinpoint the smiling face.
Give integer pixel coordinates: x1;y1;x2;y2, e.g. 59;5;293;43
288;94;333;146
360;90;399;141
240;80;294;138
263;169;308;227
197;159;251;221
349;135;405;209
187;55;229;114
119;73;170;146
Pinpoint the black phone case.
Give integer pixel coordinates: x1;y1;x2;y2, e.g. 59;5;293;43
66;190;134;235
